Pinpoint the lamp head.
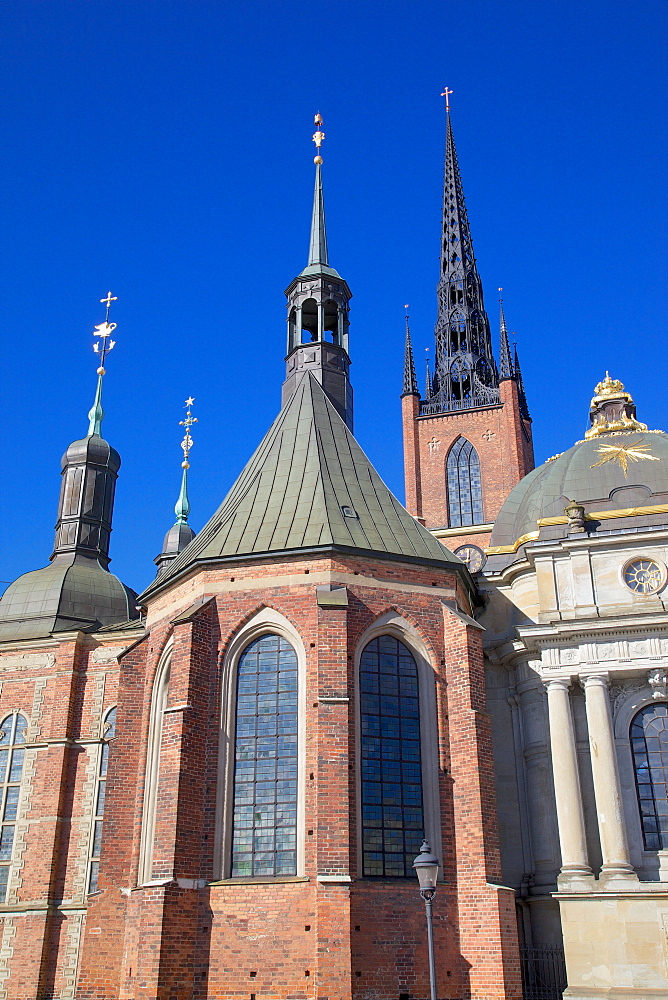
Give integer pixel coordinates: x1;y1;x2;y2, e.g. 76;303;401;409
412;839;439;890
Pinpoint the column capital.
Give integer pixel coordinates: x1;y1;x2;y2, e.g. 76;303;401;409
582;672;610;690
543;676;573;693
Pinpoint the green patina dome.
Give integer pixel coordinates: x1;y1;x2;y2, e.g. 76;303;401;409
490;375;668;557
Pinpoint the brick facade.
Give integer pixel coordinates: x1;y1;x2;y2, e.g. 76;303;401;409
402;380;534;548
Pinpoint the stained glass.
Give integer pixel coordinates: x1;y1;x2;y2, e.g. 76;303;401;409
231;635;298;877
447;437;484;527
631;703;668;850
360;637;424;876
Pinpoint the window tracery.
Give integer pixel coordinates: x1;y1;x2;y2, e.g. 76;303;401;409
447;436;483;527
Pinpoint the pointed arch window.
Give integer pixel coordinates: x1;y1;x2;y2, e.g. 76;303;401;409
447;436;483;527
231;634;298;877
138;651;171;884
88;706;116;894
631;702;668;850
360;636;424;877
0;713;28;902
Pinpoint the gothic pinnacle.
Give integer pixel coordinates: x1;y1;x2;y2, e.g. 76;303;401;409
498;290;514;382
402;306;419;397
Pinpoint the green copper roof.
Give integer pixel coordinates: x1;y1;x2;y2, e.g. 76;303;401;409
143;374;460;596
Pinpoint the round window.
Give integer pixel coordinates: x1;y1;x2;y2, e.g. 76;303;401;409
623;558;666;595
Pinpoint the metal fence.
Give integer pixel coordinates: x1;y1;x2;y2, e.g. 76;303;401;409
520;944;567;1000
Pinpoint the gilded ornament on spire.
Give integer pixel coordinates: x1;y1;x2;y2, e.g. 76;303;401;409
179;397;198;469
312;113;325;164
87;292;118;437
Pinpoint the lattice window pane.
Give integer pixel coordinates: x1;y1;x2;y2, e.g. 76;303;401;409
360;637;424;877
88;707;116;894
631;703;668;850
0;714;28;902
231;635;298;877
447;436;484;527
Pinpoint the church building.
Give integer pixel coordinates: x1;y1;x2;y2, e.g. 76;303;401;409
0;105;666;1000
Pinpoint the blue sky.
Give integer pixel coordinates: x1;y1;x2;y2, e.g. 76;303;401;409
0;0;666;594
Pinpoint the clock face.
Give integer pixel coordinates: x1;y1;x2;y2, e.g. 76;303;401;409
623;558;665;595
454;544;486;574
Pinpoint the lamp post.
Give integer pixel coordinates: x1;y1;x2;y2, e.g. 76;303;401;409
413;840;439;1000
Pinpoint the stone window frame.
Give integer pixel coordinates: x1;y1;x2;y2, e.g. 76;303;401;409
0;713;28;903
86;704;117;894
138;641;172;886
614;683;668;879
354;612;443;878
214;609;307;881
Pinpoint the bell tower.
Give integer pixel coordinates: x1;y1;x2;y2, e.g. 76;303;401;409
402;96;534;567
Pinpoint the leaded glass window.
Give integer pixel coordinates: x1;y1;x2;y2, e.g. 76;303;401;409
360;636;424;876
447;436;483;527
631;702;668;850
88;706;116;893
231;635;298;877
0;713;28;902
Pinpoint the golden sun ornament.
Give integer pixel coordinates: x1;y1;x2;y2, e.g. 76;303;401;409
590;438;660;477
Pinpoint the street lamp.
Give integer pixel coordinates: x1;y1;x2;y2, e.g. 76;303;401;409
413;839;439;1000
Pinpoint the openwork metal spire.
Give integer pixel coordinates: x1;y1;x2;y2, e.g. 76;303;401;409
307;114;328;267
498;290;514;381
422;94;498;415
402;306;419;396
87;292;117;436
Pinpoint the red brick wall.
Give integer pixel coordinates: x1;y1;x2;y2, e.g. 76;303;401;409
402;386;534;531
73;551;520;1000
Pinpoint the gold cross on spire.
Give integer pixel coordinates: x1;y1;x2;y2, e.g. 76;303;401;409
179;397;198;468
441;87;453;112
92;292;117;374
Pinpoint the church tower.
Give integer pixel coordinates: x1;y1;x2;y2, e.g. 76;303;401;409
402;99;534;569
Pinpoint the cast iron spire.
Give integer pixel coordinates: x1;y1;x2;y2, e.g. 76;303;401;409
155;398;197;576
423;94;499;414
401;307;419;396
498;292;514;381
283;114;353;429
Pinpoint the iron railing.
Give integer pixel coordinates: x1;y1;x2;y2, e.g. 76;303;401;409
520;944;567;1000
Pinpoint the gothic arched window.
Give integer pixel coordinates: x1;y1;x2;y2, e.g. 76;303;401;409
231;634;298;877
447;436;483;527
360;636;424;877
138;650;171;884
631;702;668;850
88;706;116;893
0;713;28;902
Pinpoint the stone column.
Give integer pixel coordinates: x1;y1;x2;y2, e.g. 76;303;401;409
582;674;636;881
544;678;593;888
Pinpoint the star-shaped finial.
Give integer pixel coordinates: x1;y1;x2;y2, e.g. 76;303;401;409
185;396;195;407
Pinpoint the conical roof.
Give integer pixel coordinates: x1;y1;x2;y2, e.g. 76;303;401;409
143;374;460;597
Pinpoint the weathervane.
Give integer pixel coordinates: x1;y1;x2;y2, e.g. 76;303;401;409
179;397;198;469
92;291;118;374
312;113;325;164
441;87;453;112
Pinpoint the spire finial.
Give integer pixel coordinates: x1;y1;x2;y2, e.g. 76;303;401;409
312;112;325;164
441;87;453;113
176;397;197;523
402;305;419;397
87;292;118;437
308;114;329;266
